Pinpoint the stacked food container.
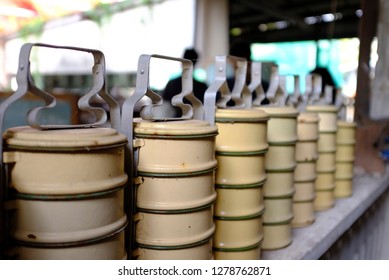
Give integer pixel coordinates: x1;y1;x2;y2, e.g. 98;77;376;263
213;108;268;259
259;106;299;250
306;105;339;211
291;112;320;227
1;44;128;259
334;120;357;198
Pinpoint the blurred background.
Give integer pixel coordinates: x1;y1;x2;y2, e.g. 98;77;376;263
0;0;378;126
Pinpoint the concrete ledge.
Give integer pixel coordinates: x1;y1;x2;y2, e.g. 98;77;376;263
262;166;389;260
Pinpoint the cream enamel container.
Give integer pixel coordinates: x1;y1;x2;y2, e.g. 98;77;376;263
214;182;265;217
133;118;218;260
296;112;320;142
133;237;213;260
215;109;269;152
257;106;298;250
213;213;264;253
257;106;299;144
334;121;357;198
4;126;128;195
213;108;268;260
306;105;338;212
215;108;269;185
3;126;128;260
306;105;338;133
292;112;319;228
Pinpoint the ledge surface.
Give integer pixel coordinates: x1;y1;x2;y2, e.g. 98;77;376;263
261;166;389;260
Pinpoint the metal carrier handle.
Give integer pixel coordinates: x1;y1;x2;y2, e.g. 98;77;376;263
118;54;208;259
134;54;203;122
203;55;251;125
0;42;120;132
0;43;121;258
249;61;266;106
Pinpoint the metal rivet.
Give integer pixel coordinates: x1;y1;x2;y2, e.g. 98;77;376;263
20;65;24;70
218;67;223;72
140;69;145;74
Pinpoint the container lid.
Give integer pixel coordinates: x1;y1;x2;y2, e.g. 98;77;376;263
306;105;338;113
337;120;357;128
133;118;218;137
215;108;269;122
298;112;320;123
256;105;299;117
3;126;127;150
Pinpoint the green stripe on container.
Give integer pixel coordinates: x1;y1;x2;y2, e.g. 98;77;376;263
265;166;296;173
216;149;268;156
264;192;294;199
268;140;297;146
212;241;262;252
215;118;269;123
215;179;266;189
134;132;218;139
137;200;215;214
137;166;217;178
12;185;126;201
214;208;265;221
6;141;128;152
263;217;293;226
13;221;127;248
136;235;213;251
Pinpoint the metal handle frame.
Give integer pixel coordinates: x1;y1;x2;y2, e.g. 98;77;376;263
203;55;252;125
0;42;121;259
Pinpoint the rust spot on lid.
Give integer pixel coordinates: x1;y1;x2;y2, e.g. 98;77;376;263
27;234;36;239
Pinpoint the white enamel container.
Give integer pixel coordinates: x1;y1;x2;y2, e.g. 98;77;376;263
133;119;218;260
3;126;128;260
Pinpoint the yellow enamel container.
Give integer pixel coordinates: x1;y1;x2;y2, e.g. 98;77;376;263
295;141;318;162
306;105;338;133
213;242;262;260
215;109;268;185
314;187;336;211
3;126;128;195
136;170;216;211
216;153;267;185
315;171;335;191
261;222;293;250
318;132;337;153
263;192;294;224
316;152;336;173
265;144;296;171
336;121;357;145
7;231;126;260
213;108;268;260
214;181;265;218
294;161;317;182
263;169;294;197
133;118;218;259
336;144;355;162
134;205;215;247
258;106;299;144
334;179;353;198
215;108;269;152
134;119;218;174
293;180;316;202
291;200;315;228
3;126;128;260
213;212;264;250
297;112;320;141
133;237;213;260
335;162;354;179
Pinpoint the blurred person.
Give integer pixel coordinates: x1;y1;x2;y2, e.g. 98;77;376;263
162;48;208;107
310;66;338;104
